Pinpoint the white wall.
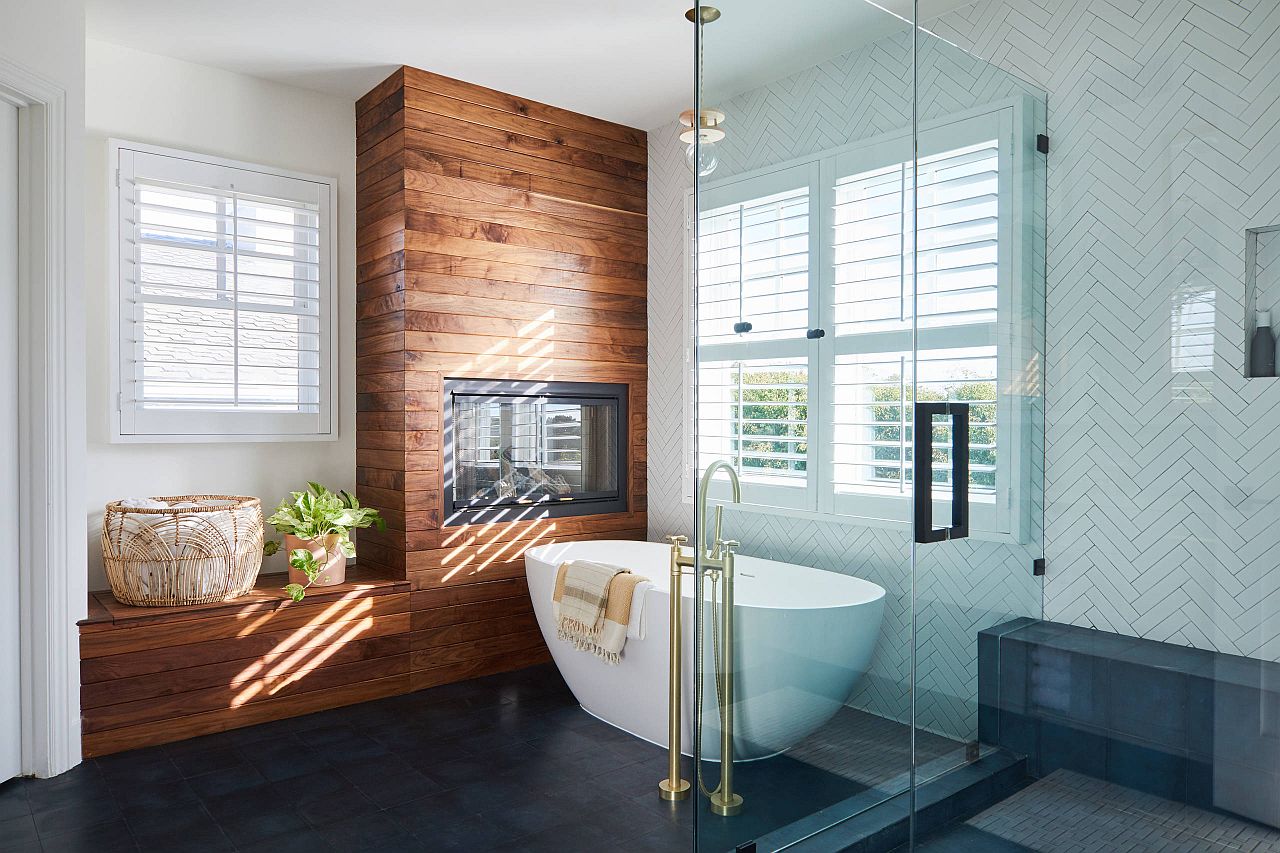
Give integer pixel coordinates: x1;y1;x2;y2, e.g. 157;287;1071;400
84;40;356;589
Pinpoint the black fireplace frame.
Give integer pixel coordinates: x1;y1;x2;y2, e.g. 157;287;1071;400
441;378;629;525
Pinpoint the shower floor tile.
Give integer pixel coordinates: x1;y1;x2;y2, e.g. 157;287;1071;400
914;769;1280;852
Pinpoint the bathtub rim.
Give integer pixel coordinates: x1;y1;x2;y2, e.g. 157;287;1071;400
525;539;886;612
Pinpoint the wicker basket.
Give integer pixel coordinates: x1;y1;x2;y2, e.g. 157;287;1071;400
101;495;265;606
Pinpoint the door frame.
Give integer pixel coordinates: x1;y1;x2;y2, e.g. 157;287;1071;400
0;56;83;778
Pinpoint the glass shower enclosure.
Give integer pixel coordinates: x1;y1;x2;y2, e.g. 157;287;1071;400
681;1;1048;849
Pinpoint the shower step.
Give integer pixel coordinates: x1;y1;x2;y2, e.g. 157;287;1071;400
750;749;1028;853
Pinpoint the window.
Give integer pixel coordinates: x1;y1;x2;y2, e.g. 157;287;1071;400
692;103;1034;536
110;141;336;441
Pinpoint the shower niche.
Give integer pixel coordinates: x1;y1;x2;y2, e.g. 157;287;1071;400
1244;224;1280;377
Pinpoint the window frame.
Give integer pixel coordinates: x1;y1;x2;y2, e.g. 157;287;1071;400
687;97;1037;541
108;139;338;443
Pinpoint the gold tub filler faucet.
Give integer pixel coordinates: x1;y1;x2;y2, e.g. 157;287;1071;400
659;459;743;817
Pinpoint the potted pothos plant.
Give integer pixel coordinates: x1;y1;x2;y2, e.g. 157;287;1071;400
266;482;386;602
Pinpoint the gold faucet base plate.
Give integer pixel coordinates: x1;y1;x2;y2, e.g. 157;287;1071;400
659;779;691;801
710;792;743;816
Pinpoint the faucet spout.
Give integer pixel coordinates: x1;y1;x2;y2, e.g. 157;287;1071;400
697;460;741;559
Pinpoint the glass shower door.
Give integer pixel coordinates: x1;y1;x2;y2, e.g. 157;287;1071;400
687;2;925;850
907;23;1049;791
685;1;1049;850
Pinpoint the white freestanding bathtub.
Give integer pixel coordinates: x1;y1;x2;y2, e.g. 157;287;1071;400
525;539;886;761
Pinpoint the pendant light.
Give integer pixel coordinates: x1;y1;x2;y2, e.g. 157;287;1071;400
682;6;724;177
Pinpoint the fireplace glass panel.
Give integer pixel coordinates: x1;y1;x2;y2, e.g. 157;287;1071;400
445;380;626;519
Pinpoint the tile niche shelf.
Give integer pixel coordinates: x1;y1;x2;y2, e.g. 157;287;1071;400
1244;223;1280;377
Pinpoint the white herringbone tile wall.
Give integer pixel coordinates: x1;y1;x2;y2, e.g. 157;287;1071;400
648;0;1280;740
930;0;1280;658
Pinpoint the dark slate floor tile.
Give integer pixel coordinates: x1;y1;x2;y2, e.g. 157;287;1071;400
0;779;29;823
24;765;110;815
238;826;330;853
124;805;234;852
422;813;522;851
626;822;691;852
0;814;40;853
215;801;310;848
108;778;199;811
95;748;181;788
245;737;331;782
38;816;138;853
490;816;618;853
30;794;120;836
349;767;442;809
169;746;247;780
293;782;378;827
419;753;499;790
187;762;269;799
320;810;420;852
311;732;391;764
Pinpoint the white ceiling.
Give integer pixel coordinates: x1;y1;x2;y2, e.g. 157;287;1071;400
85;0;974;132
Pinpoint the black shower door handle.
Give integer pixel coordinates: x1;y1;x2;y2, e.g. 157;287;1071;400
913;401;969;544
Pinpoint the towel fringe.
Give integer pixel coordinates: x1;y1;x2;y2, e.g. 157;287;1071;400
557;617;623;665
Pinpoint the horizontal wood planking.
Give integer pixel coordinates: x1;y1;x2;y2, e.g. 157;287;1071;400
400;67;644;149
403;108;645;183
81;609;412;685
354;66;646;698
409;627;546;671
410;645;551;693
401;88;645;165
83;653;412;734
404;168;644;233
80;593;409;659
83;674;411;758
78;574;418;756
81;633;410;710
410;593;533;631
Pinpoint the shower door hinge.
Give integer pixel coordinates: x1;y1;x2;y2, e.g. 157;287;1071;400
1033;557;1046;577
1036;134;1050;154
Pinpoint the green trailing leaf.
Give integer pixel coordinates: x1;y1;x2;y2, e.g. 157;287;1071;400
268;482;386;602
262;539;280;557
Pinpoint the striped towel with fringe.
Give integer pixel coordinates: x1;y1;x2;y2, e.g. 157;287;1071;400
552;560;646;665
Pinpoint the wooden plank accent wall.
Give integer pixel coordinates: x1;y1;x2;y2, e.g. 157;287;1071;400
355;67;648;692
79;573;412;756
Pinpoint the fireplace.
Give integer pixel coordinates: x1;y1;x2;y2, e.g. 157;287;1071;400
442;379;628;523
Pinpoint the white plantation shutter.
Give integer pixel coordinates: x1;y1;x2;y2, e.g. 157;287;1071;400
831;347;998;500
113;144;336;440
697;186;810;343
690;104;1026;531
829;134;1003;518
694;164;817;508
832;139;999;337
697;358;809;483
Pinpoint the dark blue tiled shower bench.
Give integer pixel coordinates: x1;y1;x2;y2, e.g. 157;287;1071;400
979;618;1280;827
